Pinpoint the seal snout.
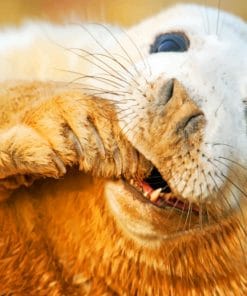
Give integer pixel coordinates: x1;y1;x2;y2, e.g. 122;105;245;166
150;77;206;138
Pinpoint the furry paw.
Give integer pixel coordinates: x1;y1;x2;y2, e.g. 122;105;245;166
0;83;151;191
0;125;66;179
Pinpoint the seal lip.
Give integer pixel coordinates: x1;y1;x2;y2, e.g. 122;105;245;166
125;167;201;215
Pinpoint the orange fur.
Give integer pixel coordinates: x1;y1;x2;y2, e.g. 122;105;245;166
0;81;246;295
0;171;246;295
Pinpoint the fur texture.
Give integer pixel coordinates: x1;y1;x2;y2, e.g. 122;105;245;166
0;4;247;295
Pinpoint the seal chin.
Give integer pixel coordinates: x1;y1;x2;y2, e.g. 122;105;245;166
104;167;209;243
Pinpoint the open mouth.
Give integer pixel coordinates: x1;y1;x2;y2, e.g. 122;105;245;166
130;167;200;214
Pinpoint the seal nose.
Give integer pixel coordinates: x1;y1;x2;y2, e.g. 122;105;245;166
152;77;206;138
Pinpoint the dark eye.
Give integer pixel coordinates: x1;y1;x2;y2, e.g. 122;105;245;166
150;32;189;53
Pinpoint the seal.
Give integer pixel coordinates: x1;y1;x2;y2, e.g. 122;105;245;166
0;4;246;295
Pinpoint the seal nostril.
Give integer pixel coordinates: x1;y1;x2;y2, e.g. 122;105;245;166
183;114;205;136
163;79;175;104
175;113;205;136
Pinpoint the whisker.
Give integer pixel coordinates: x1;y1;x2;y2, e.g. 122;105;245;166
117;105;139;115
176;200;187;233
162;175;189;226
75;24;139;80
204;0;210;34
205;203;211;225
82;91;122;98
47;39;132;86
69;47;135;84
207;171;232;218
89;23;147;79
218;4;225;37
199;3;208;34
122;122;141;144
68;51;128;85
216;0;222;36
64;50;130;88
214;158;246;184
210;170;247;251
199;184;203;230
96;71;144;93
215;171;246;224
220;174;247;200
72;85;131;95
72;90;125;101
205;142;235;149
208;159;247;199
201;172;218;225
120;115;140;138
57;69;128;89
164;198;181;225
183;201;192;231
118;111;136;122
68;76;125;89
218;156;247;171
72;50;144;93
177;170;192;197
116;26;152;78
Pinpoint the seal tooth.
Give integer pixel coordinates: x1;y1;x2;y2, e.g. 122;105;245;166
150;188;162;202
144;191;150;198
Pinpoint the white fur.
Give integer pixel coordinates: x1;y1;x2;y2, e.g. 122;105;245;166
0;22;120;81
0;4;246;207
116;4;247;204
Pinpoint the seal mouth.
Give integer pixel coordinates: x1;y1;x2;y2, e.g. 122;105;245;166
129;167;200;214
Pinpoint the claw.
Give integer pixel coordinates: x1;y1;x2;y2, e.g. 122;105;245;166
68;130;84;160
15;175;34;187
88;120;106;159
113;147;122;176
52;154;66;176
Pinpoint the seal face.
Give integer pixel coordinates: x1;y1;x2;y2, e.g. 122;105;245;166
0;3;247;294
100;4;247;243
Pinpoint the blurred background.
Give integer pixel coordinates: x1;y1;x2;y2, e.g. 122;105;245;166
0;0;246;27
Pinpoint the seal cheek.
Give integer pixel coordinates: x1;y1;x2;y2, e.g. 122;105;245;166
104;180;162;242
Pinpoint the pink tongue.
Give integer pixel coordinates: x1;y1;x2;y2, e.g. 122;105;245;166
139;181;154;195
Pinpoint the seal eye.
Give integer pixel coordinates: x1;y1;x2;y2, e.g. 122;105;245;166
150;33;189;53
